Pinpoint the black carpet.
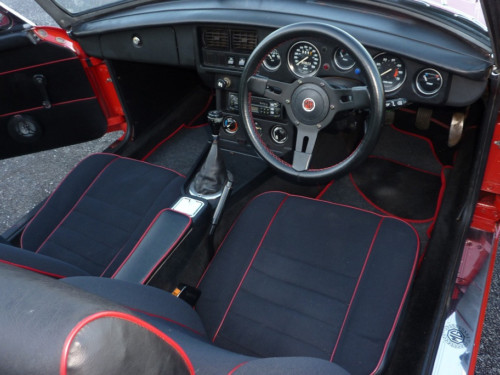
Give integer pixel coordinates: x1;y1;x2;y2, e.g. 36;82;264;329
146;125;210;175
319;122;451;254
351;157;442;221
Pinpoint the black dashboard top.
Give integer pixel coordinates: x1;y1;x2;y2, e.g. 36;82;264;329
72;0;493;106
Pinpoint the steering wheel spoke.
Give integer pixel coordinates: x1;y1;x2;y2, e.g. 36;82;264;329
247;75;292;104
292;126;319;171
329;86;370;112
240;22;384;181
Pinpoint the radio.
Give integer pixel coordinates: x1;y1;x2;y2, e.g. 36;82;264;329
228;93;282;119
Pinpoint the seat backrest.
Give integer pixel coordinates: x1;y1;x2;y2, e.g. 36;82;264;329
20;153;185;278
0;263;193;375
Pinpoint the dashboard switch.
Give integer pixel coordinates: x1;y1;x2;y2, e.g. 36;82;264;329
271;125;288;144
223;117;239;134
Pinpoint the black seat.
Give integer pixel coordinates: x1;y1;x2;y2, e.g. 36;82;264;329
52;191;419;375
0;153;185;279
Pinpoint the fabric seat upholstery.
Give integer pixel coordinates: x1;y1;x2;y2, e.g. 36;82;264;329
196;192;418;374
0;153;185;279
64;191;419;375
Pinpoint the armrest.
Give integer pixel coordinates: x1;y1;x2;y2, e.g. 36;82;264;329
113;209;191;283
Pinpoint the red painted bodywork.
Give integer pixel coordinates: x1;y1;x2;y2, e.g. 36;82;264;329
467;112;500;374
32;26;127;139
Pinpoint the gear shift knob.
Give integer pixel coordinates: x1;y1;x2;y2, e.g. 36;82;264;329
207;110;224;136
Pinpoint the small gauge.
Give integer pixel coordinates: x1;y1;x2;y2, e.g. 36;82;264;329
374;53;406;93
334;48;356;71
416;68;443;96
263;49;282;72
288;41;321;77
0;11;12;31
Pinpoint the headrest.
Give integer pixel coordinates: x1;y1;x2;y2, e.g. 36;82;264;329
0;263;193;375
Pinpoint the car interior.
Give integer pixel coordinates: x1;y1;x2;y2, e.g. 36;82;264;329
0;0;498;374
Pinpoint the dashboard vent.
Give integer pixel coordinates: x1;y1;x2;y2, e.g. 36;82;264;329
231;30;257;52
203;29;229;50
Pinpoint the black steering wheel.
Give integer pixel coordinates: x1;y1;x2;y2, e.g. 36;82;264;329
240;22;385;181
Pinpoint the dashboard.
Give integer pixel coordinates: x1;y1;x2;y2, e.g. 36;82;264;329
71;0;493;151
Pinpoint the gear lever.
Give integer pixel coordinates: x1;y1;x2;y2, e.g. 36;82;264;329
190;110;229;196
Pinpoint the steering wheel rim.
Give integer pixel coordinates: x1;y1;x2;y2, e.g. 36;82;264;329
239;22;385;182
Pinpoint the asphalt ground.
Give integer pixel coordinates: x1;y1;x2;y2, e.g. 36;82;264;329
1;1;499;373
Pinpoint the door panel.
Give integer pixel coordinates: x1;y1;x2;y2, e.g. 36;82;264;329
0;6;126;159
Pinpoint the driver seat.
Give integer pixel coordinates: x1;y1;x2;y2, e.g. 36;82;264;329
61;191;419;375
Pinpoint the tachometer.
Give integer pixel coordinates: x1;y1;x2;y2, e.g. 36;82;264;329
288;41;321;77
263;49;282;72
374;53;406;93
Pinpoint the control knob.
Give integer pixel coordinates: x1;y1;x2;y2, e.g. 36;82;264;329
223;117;238;134
270;125;288;144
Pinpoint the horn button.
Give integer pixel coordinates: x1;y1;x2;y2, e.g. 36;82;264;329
291;83;329;125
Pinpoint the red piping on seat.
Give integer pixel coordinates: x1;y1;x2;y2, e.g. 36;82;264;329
22;153;185;250
60;311;194;375
330;218;384;362
370;222;420;375
228;361;249;374
197;191;420;291
211;194;289;342
33;157;120;253
195;191;279;289
0;259;65;279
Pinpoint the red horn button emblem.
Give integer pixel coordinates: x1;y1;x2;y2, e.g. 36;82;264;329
302;98;315;112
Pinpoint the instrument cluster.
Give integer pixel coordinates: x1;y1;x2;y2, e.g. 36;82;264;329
260;39;445;98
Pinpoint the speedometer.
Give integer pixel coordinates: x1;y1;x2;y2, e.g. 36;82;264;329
288;41;321;77
374;53;406;93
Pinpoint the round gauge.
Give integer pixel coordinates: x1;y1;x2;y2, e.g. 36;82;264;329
263;49;282;72
334;48;356;71
0;11;12;31
288;41;321;77
416;68;443;96
374;53;406;93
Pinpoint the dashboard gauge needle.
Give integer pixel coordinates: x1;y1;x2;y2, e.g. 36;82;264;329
297;56;309;65
380;68;392;76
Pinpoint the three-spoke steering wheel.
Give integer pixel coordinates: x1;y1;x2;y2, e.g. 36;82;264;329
239;22;385;181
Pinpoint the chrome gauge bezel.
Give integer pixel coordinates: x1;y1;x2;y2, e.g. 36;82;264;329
373;52;407;93
287;41;321;78
263;48;282;72
333;47;356;71
416;68;443;96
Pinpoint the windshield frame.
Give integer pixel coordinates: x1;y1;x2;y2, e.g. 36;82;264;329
33;0;492;53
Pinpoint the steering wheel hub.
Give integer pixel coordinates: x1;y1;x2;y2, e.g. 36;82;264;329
291;83;329;125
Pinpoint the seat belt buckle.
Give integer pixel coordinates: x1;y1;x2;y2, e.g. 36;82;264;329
172;284;201;306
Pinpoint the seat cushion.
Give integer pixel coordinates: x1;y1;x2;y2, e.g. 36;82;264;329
196;192;419;375
20;153;185;277
62;275;350;375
